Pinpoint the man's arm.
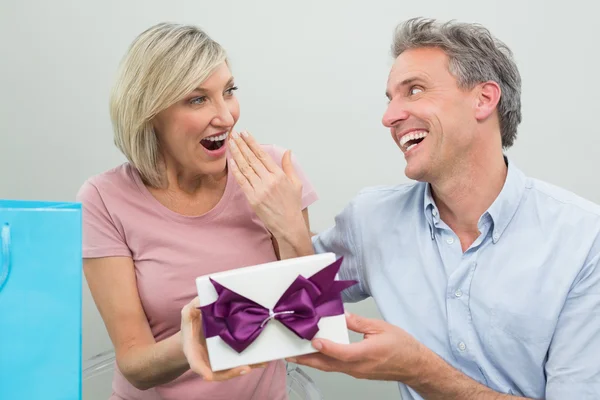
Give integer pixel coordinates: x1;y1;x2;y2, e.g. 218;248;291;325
290;313;534;400
543;248;600;398
408;350;532;399
427;244;600;399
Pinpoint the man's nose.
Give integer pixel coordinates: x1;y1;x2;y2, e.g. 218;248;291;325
382;99;410;128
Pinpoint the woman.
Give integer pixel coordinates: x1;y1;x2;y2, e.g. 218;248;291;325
77;22;316;400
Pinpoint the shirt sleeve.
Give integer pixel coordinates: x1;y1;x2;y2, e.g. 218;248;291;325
545;241;600;399
261;144;318;210
312;199;370;303
76;180;131;259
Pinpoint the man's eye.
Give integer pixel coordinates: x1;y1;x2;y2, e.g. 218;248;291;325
409;86;423;96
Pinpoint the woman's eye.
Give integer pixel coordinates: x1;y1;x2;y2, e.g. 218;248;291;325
190;96;207;105
409;86;423;96
225;86;238;95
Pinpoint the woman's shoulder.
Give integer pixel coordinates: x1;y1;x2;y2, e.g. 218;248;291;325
257;143;318;206
259;143;296;168
76;162;139;203
259;143;286;158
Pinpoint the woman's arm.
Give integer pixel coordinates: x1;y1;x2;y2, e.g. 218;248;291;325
84;256;189;390
272;208;315;260
228;132;316;260
84;256;255;390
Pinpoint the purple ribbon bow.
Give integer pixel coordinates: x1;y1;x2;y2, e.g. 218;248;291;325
199;257;356;353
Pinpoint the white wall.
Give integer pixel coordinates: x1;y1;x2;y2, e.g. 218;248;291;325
1;0;599;399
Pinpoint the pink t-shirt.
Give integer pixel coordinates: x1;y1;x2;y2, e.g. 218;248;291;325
77;144;318;400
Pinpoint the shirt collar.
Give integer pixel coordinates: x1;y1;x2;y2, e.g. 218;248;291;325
486;157;528;243
423;183;438;240
423;157;528;243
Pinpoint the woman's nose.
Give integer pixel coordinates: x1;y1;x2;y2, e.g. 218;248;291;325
213;100;235;126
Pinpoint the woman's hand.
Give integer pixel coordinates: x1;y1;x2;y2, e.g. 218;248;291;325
180;297;265;381
228;130;306;239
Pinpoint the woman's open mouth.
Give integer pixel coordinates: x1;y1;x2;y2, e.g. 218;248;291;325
200;132;228;151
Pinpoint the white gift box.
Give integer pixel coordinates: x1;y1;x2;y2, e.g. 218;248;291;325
195;252;352;372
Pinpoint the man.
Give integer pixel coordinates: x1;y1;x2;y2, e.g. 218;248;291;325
282;17;600;399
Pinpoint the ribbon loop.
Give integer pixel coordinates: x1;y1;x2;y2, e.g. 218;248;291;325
200;257;356;353
260;309;295;328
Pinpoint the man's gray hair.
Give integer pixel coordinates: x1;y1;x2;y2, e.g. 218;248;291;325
392;18;522;148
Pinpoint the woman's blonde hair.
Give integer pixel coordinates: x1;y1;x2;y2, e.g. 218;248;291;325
110;22;227;187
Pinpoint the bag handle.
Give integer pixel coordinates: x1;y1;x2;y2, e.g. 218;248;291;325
0;223;11;292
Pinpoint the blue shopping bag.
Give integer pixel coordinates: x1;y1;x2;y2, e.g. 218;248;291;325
0;200;82;400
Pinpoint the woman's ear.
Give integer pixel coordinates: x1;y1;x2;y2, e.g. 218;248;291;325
474;81;501;121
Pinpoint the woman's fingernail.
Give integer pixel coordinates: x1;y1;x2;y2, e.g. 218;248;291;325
232;131;239;139
240;369;247;375
312;340;322;350
241;130;249;137
286;357;297;363
229;139;236;149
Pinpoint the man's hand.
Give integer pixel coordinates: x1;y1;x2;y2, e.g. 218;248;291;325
287;312;428;382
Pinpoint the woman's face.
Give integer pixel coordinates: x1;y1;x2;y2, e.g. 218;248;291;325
153;62;240;178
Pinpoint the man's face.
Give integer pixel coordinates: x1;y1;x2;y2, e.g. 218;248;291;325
382;47;479;183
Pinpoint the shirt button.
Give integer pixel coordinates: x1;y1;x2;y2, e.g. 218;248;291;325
458;342;467;352
432;209;438;217
454;289;463;298
493;232;500;241
446;237;454;245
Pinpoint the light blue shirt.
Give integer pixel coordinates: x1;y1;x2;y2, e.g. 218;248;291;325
313;159;600;399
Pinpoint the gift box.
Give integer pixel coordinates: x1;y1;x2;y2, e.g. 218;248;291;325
196;253;356;372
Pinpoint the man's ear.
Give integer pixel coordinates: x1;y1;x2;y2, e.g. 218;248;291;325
474;81;501;121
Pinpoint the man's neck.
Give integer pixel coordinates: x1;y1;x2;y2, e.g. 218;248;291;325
430;151;508;245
